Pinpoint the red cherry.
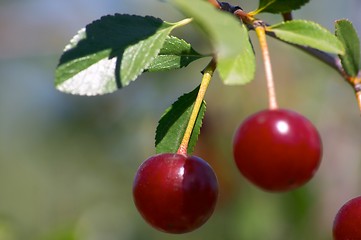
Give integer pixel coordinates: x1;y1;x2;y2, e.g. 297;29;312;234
133;153;218;233
233;109;322;192
333;196;361;240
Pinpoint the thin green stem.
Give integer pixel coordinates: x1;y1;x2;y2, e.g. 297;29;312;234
248;0;276;16
177;59;216;155
171;18;193;27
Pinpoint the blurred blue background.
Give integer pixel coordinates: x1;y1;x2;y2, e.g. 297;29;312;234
0;0;360;239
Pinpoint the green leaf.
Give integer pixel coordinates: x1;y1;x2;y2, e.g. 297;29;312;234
146;36;206;72
255;0;309;14
268;20;345;54
335;19;361;77
217;24;255;85
55;14;190;96
171;0;256;85
155;86;206;155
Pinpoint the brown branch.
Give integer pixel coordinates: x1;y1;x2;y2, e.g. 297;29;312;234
282;12;293;21
356;87;361;111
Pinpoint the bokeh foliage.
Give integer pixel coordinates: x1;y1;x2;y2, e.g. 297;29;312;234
0;0;361;240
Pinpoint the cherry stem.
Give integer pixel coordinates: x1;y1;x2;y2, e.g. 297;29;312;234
255;24;278;110
177;59;216;155
357;91;361;113
354;81;361;112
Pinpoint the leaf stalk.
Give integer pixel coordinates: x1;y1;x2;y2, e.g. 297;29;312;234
171;18;193;27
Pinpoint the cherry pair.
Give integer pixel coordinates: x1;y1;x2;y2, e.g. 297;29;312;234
133;108;323;233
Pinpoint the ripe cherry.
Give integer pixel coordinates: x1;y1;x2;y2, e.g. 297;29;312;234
233;109;322;192
133;153;218;233
333;196;361;240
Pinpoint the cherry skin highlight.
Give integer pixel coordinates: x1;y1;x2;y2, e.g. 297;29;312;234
333;196;361;240
233;109;322;192
133;153;218;234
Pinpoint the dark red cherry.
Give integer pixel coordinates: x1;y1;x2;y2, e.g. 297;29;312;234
233;109;322;192
333;196;361;240
133;153;218;233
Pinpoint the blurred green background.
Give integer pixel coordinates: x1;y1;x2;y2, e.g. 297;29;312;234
0;0;360;239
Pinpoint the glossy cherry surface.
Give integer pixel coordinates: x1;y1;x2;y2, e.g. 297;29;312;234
233;109;322;192
133;153;218;233
333;196;361;240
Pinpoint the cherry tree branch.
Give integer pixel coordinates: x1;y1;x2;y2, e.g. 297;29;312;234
211;1;361;111
282;12;293;21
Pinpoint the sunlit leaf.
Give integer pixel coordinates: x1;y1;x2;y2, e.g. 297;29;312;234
155;86;206;155
146;36;206;72
268;20;344;54
55;14;190;96
217;23;255;85
335;19;360;77
171;0;256;85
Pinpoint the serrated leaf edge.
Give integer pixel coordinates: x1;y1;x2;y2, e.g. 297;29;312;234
255;0;309;14
268;20;345;54
335;19;361;77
